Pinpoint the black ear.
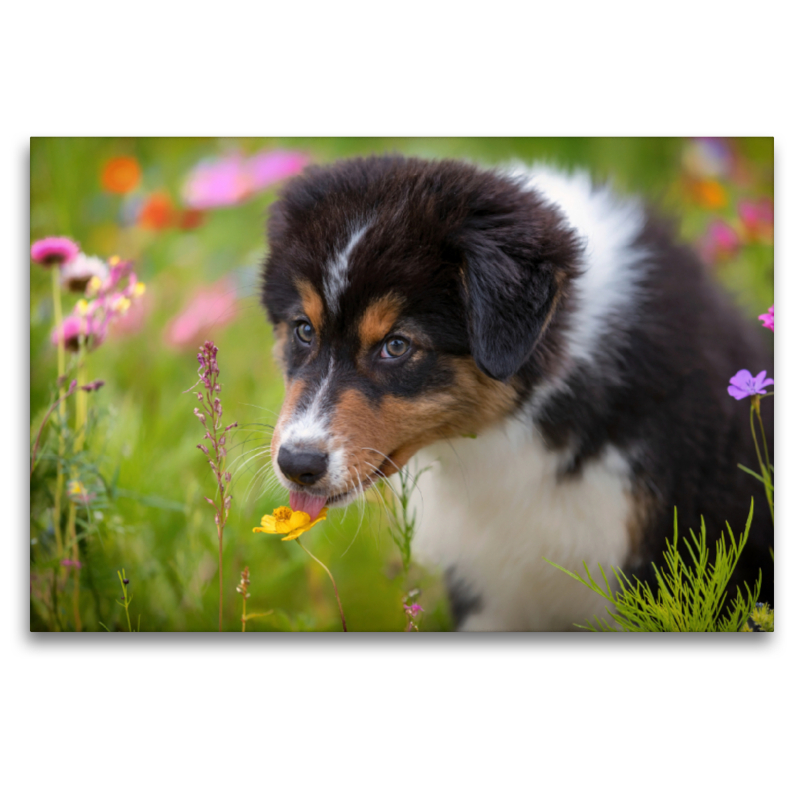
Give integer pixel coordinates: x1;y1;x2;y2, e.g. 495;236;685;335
457;183;580;382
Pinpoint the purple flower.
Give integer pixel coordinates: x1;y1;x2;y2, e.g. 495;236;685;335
31;237;80;267
728;369;774;400
758;305;774;332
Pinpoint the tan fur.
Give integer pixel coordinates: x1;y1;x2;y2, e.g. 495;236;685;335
357;294;403;352
296;279;324;332
328;356;518;484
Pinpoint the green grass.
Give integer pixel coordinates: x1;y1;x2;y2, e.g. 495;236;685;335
29;137;773;631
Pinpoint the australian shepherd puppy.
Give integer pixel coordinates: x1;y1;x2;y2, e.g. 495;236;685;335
260;155;774;631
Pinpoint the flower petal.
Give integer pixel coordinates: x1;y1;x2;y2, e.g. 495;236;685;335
728;386;750;400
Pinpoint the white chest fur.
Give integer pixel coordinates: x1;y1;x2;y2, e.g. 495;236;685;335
410;417;634;631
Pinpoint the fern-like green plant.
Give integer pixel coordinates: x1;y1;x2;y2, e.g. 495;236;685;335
545;500;764;632
385;463;430;575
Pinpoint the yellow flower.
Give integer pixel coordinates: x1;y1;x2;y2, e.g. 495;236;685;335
253;505;328;541
112;295;131;313
86;276;103;296
76;299;89;316
67;480;86;497
133;281;146;297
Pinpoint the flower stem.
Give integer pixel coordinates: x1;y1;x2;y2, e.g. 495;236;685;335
296;539;347;632
750;398;773;523
51;268;65;565
218;523;224;632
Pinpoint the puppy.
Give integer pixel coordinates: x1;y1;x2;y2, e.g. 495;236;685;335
260;155;774;631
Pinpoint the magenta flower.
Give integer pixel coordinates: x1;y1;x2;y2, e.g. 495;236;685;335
182;149;309;209
758;305;774;332
698;219;740;266
165;277;238;348
403;603;424;618
61;559;83;570
728;369;774;400
59;253;109;293
50;314;102;352
30;237;80;267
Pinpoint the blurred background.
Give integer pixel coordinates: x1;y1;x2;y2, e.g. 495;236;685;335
29;137;774;632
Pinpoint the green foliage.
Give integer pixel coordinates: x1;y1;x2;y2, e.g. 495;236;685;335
546;502;764;632
741;602;774;632
385;464;430;576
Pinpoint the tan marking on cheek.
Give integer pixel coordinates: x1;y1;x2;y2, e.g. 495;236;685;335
358;294;403;353
328;358;519;484
296;279;324;332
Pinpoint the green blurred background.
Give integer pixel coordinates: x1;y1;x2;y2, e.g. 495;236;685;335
29;137;774;631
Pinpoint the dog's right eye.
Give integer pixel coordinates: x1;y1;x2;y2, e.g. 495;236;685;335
295;321;314;344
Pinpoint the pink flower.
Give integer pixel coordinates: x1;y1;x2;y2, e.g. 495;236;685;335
182;154;252;209
61;559;83;570
59;253;109;293
739;198;774;243
403;603;424;618
164;278;239;348
31;237;80;267
248;150;310;191
698;220;740;265
728;369;774;400
182;149;309;209
109;292;151;338
758;305;774;332
50;314;103;352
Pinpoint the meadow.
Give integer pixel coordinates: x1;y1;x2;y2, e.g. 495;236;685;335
29;137;774;632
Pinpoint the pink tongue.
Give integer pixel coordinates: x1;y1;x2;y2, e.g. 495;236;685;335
290;490;327;522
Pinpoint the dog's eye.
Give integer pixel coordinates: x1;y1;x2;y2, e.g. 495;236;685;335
380;337;410;359
295;321;314;344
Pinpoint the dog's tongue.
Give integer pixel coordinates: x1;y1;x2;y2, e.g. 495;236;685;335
290;490;327;522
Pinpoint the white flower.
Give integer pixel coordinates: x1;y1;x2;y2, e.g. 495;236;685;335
60;254;109;293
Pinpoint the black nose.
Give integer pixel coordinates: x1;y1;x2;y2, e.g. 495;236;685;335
277;445;329;486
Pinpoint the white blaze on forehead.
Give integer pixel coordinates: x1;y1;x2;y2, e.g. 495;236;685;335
323;223;370;315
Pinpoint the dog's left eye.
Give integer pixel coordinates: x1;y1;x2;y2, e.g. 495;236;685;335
380;337;410;359
295;321;314;344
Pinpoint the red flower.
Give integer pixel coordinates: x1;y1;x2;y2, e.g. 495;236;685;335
138;192;175;230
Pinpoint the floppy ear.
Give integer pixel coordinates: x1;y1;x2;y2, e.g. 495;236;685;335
458;188;580;382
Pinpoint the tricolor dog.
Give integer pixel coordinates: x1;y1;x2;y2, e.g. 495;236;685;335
260;155;774;631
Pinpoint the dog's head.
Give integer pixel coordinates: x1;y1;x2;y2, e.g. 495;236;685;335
261;156;580;513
